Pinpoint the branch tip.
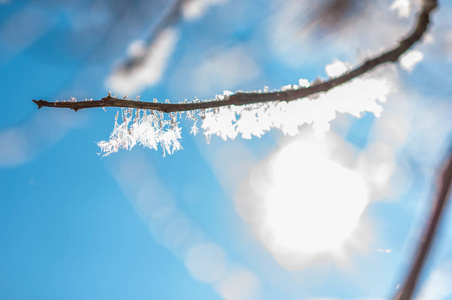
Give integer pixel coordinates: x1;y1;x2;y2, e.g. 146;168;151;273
33;99;43;109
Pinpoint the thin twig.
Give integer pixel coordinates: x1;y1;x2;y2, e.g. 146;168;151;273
33;0;437;113
120;0;186;72
394;145;452;300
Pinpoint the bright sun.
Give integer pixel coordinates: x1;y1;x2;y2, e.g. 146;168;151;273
261;140;368;258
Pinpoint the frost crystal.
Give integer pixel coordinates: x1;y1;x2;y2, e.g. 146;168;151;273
97;108;182;157
399;50;424;72
325;60;352;78
390;0;416;18
98;60;395;156
201;68;393;141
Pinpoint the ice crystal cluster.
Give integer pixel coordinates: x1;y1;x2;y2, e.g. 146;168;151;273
97;102;183;157
98;60;394;156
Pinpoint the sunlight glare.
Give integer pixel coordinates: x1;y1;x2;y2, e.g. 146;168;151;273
262;140;368;255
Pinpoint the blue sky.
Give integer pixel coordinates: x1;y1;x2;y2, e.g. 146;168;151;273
1;0;452;299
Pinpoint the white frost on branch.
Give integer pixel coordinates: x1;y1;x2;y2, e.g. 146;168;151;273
203;63;393;141
325;59;352;78
399;49;424;72
98;62;395;156
390;0;419;18
97;106;182;157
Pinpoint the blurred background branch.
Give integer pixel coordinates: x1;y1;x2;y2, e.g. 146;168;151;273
395;144;452;299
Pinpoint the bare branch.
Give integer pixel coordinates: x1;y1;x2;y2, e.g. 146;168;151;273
33;0;437;113
119;0;185;73
394;145;452;300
